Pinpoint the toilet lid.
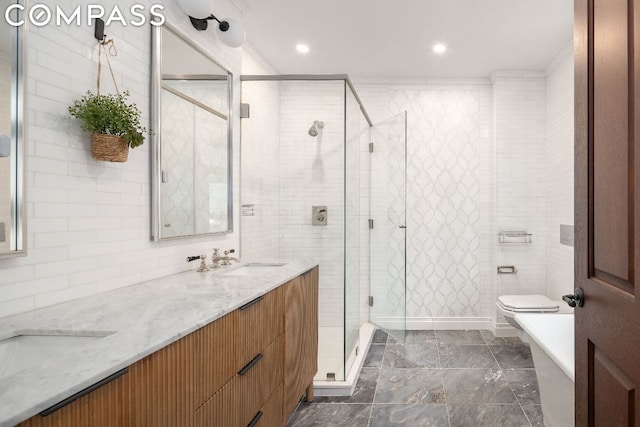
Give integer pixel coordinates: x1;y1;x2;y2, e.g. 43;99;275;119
498;294;559;312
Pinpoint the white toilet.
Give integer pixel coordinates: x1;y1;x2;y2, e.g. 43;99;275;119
497;294;564;332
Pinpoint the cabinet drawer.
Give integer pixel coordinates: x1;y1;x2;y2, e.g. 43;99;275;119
17;369;130;427
237;335;284;426
195;336;283;427
245;384;284;427
236;287;283;371
195;379;239;427
194;310;237;408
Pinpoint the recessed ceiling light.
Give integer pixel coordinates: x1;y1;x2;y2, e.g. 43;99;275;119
433;43;447;54
296;44;310;54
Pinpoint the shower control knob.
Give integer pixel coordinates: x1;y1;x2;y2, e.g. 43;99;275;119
562;288;584;308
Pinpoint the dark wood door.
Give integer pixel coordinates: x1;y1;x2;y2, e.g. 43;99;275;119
575;0;640;425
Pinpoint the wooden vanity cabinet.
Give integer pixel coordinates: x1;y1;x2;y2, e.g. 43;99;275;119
18;267;318;427
195;287;285;427
284;267;319;417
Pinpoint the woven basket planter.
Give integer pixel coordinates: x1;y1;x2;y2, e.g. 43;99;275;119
91;133;129;162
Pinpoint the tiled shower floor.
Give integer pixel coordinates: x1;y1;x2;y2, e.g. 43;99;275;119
287;330;544;427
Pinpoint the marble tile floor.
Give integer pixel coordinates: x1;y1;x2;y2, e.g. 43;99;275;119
287;329;544;427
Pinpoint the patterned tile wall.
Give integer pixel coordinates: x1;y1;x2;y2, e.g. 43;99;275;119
369;112;409;326
160;88;228;237
390;89;486;317
193;107;228;234
161;90;195;237
356;77;552;324
357;81;493;322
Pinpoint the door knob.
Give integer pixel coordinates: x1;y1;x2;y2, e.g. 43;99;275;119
562;288;584;308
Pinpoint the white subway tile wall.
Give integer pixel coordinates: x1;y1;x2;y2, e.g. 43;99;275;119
241;78;370;336
545;45;575;301
278;81;346;328
493;71;548;314
345;86;364;373
0;0;243;318
0;52;11;253
239;80;281;259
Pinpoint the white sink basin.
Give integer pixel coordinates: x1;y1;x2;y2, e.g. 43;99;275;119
222;262;287;276
0;333;112;379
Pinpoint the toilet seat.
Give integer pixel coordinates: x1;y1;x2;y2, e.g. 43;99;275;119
497;295;559;313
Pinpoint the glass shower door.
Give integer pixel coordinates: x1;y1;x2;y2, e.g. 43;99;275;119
369;112;407;341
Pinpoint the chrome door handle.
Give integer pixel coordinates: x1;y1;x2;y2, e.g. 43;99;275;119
562;288;584;308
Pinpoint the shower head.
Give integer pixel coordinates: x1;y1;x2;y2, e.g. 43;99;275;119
308;120;325;137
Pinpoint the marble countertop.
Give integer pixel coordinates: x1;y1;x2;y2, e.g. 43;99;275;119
0;259;318;427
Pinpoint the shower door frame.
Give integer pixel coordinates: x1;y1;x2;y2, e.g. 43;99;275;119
239;74;373;383
368;112;408;342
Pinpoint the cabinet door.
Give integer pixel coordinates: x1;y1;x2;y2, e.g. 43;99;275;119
127;333;196;426
283;267;319;418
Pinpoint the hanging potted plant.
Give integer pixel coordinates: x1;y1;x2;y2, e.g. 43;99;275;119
68;38;150;162
68;90;149;162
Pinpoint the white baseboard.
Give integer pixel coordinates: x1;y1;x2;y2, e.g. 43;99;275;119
374;316;520;337
491;322;521;337
313;322;375;397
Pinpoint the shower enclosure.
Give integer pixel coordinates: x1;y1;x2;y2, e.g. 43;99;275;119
370;112;407;336
240;76;370;384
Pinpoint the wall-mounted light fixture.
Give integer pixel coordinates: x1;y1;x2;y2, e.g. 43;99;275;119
177;0;246;48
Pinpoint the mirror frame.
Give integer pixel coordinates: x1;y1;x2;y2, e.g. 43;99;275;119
0;0;26;258
150;22;233;241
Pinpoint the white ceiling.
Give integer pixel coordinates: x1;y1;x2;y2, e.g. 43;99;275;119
240;0;574;78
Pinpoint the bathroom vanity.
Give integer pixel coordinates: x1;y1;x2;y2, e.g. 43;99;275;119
0;260;318;427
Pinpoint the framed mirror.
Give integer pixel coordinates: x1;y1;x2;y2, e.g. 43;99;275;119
150;23;233;241
0;0;26;258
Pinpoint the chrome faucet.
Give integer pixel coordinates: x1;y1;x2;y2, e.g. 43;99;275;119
187;254;209;272
212;248;239;268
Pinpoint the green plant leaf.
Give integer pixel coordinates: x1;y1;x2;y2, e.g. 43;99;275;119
68;90;150;149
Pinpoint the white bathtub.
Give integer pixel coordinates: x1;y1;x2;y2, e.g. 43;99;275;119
515;313;574;427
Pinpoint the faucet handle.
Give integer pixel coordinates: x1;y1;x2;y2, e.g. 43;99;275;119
220;249;238;266
187;254;209;272
211;248;221;268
